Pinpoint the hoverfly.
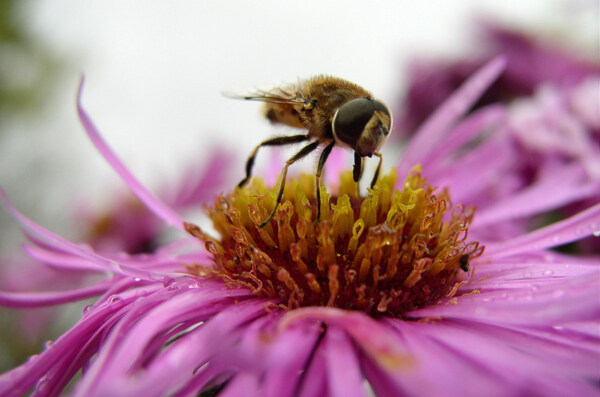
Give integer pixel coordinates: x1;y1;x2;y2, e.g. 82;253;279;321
231;75;393;228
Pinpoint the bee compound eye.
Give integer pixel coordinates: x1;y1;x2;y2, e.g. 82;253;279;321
332;98;375;147
373;99;392;135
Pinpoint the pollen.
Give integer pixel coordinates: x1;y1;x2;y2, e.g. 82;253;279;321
185;166;483;317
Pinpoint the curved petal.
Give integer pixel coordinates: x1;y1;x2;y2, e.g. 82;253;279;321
484;203;600;259
77;77;185;232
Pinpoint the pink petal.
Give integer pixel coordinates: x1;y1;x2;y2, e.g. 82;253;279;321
324;327;367;397
474;163;600;227
297;340;329;397
280;307;411;373
219;373;260;397
397;56;506;174
77;77;185;231
407;274;599;326
76;297;266;396
0;279;114;308
0;188;178;283
484;203;600;259
423;104;506;164
167;147;233;209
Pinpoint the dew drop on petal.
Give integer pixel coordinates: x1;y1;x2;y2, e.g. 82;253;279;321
593;230;600;237
27;354;39;363
134;277;141;282
44;340;53;349
162;276;176;288
83;304;93;314
36;376;49;392
109;295;123;304
543;270;554;276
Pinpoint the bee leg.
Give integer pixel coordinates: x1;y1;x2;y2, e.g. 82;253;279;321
353;152;363;197
315;141;335;224
259;140;320;228
352;152;363;182
238;134;309;188
370;152;383;189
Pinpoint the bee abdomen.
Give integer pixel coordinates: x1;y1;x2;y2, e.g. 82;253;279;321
263;103;304;128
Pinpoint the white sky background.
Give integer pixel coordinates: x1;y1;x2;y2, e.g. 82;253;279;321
0;0;597;249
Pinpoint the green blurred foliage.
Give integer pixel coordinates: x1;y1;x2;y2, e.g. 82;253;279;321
0;1;60;119
0;1;66;372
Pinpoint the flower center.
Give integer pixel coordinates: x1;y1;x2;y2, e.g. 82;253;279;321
185;166;483;317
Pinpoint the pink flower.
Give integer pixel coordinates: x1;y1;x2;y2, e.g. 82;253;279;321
0;59;599;397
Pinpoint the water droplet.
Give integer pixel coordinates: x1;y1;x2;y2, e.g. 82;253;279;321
83;304;93;314
552;325;564;331
593;230;600;237
109;295;123;304
162;276;176;288
134;277;141;282
543;270;554;276
27;354;39;363
44;340;53;349
36;376;49;392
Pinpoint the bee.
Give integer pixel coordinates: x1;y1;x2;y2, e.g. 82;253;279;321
232;75;393;228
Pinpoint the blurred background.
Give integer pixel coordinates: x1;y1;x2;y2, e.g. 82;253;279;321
0;0;597;372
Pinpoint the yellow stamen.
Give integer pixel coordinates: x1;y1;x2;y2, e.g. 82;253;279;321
187;167;483;317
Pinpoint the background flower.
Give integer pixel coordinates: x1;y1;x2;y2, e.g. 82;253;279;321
396;20;600;135
394;19;600;251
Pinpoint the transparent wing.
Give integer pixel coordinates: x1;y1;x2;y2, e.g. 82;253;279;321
223;81;306;104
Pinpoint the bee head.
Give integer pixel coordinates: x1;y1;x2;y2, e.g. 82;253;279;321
332;97;392;157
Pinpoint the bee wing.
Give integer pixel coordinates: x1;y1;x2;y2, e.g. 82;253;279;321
223;82;306;105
